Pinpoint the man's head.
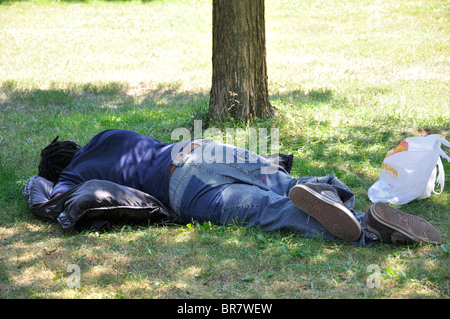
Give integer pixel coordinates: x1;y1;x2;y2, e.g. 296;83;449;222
38;136;80;182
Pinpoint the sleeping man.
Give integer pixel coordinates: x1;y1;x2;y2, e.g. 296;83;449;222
37;129;442;246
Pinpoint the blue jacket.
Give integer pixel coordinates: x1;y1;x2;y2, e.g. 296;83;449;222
52;129;175;206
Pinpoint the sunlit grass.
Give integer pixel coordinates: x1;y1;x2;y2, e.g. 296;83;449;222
2;0;212;89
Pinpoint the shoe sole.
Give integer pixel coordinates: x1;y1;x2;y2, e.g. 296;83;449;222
289;185;362;241
370;203;442;244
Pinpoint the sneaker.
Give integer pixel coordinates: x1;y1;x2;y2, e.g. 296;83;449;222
289;183;362;241
364;202;442;245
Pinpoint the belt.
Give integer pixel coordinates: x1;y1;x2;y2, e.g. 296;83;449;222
169;141;203;179
169;164;176;179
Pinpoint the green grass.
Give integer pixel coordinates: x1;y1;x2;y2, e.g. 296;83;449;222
0;0;449;299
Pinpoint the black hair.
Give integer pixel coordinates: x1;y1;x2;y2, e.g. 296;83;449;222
38;136;80;182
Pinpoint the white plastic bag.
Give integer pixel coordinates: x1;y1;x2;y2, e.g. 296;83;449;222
368;134;450;205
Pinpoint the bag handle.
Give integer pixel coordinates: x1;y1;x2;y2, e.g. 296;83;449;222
437;137;450;162
434;157;445;195
433;136;449;195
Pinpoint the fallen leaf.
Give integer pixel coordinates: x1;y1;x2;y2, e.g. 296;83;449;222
43;247;58;255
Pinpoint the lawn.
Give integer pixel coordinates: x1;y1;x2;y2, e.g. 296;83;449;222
0;0;449;299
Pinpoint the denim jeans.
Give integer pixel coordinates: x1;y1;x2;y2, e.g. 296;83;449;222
168;139;378;246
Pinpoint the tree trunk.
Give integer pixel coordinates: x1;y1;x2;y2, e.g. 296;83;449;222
209;0;274;122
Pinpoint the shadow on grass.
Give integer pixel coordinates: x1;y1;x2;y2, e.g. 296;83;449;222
0;81;210;140
272;88;448;175
1;80;447;196
1;81;448;209
1;80;447;187
1;219;448;298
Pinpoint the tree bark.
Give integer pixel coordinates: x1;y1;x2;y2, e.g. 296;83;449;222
209;0;274;122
